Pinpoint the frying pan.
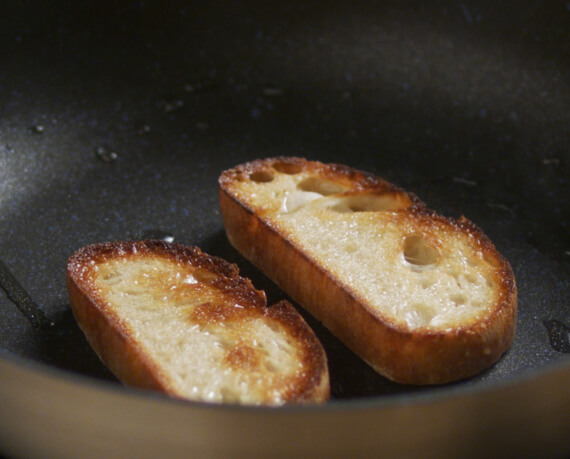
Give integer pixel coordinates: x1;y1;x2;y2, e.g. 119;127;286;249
1;1;569;457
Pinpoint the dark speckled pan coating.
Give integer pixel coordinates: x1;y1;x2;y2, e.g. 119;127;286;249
0;1;568;401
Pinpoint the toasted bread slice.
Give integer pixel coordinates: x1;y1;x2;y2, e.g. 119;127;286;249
66;240;329;405
219;157;517;385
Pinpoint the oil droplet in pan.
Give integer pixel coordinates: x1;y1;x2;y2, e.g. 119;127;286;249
136;124;151;135
162;99;184;112
184;78;217;93
136;229;175;243
96;146;118;163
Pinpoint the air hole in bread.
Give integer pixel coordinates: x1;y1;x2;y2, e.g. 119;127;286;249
208;326;236;347
280;190;323;213
192;269;219;283
404;303;435;328
266;321;281;333
465;273;478;284
403;234;439;266
220;386;240;403
263;359;280;373
102;271;121;283
215;338;233;350
273;161;303;174
450;294;468;306
297;176;347;196
249;170;275;183
467;256;481;268
450;270;461;284
482;251;502;268
329;194;411;213
344;241;359;253
421;279;434;289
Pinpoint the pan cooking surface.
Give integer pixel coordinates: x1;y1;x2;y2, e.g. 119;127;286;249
0;1;569;401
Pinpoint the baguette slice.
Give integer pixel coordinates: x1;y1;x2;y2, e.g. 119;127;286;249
66;240;329;405
219;157;517;385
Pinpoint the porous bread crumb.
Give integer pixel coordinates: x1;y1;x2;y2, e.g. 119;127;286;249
92;255;304;404
233;169;498;330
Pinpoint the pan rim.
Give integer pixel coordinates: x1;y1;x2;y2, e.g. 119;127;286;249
1;346;569;413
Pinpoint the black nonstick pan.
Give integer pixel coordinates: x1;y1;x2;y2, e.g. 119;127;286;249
1;1;569;457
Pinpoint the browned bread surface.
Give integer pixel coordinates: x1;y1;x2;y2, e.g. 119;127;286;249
219;157;517;385
66;240;329;405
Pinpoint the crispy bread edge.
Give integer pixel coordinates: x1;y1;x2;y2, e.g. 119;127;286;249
266;300;330;403
66;247;171;394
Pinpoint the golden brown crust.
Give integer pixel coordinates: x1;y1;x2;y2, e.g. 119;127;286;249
66;240;330;404
219;156;424;205
219;157;517;385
